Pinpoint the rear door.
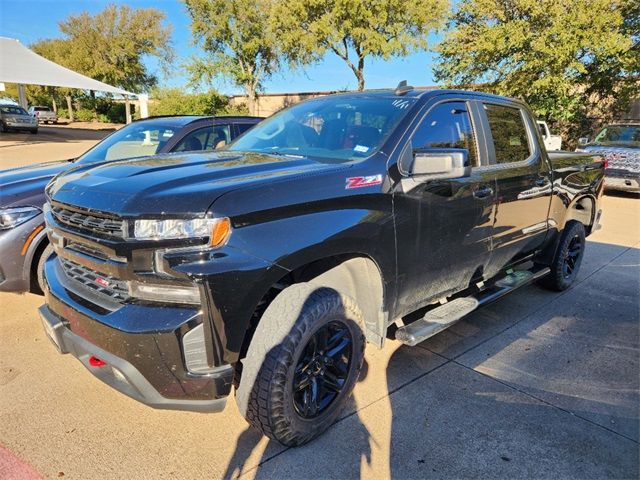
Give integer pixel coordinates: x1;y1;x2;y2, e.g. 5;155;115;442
479;101;552;279
392;98;497;315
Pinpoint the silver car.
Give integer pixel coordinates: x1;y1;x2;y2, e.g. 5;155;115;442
28;105;58;124
0;104;38;134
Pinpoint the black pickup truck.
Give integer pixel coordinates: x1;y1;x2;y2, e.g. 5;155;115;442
39;87;604;446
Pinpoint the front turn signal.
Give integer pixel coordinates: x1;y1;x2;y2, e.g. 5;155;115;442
210;217;232;248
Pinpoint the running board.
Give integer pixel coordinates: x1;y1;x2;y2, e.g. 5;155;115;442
395;266;550;347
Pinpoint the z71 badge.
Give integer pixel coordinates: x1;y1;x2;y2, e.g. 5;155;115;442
346;175;383;189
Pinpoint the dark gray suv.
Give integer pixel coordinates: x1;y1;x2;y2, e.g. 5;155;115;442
0;114;262;294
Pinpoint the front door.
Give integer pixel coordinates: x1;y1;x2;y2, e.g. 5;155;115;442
392;99;497;317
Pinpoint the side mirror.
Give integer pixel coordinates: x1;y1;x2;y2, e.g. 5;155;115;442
411;149;470;179
578;137;589;146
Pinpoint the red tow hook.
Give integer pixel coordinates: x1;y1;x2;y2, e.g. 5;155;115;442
89;356;107;367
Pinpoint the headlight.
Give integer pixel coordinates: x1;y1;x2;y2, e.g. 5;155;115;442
0;206;41;230
134;217;231;246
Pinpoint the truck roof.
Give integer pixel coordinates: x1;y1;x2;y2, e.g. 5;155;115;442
322;87;523;105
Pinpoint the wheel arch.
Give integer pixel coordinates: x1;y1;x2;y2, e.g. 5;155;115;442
565;194;596;234
236;253;388;378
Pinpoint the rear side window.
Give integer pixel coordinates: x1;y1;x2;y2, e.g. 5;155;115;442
411;101;477;166
485;104;531;164
236;123;256;135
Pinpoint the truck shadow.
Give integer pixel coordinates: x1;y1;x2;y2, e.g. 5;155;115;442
221;242;639;479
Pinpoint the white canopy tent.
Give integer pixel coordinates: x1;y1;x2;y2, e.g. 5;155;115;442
0;37;148;122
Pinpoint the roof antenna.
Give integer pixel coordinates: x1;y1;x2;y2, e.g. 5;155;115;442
395;80;413;95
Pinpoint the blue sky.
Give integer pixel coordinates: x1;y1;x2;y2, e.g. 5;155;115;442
0;0;443;95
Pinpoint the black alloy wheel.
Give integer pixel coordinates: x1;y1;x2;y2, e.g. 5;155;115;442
562;234;583;279
292;321;353;419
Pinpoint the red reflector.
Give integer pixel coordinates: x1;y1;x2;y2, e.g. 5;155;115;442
89;356;107;367
603;159;609;169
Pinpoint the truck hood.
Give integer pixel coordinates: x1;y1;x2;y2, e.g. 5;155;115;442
48;151;351;216
0;160;72;208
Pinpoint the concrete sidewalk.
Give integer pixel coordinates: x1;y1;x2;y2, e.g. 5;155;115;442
0;194;638;479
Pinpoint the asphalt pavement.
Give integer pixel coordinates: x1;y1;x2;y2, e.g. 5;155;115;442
0;188;638;479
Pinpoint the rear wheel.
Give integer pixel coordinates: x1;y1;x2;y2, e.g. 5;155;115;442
539;221;586;291
235;283;365;446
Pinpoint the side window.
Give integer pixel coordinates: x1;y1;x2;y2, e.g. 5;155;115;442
172;125;231;153
485;104;531;164
410;101;477;166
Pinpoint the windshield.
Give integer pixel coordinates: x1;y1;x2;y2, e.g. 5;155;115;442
592;125;640;148
228;96;416;162
1;105;28;115
76;122;177;164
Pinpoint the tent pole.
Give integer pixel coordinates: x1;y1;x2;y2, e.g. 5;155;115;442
138;94;149;119
17;84;28;109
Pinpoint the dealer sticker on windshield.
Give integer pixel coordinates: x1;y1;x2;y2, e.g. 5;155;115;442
346;175;383;189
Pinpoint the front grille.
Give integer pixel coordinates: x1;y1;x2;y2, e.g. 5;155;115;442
66;241;111;261
52;205;126;238
60;258;129;302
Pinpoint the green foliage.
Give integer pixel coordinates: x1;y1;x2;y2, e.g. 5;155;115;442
148;88;233;116
183;0;282;114
30;5;173;94
434;0;639;140
74;108;95;122
57;5;174;92
272;0;449;90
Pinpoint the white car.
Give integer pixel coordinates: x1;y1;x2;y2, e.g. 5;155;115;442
537;120;562;151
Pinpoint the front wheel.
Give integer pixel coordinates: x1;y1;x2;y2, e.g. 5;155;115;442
34;244;54;295
235;283;365;446
539;221;586;291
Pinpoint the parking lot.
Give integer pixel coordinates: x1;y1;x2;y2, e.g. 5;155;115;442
0;128;638;479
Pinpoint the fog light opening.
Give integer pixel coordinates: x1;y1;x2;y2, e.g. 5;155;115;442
89;356;107;367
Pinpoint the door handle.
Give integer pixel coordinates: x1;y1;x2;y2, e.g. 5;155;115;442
473;185;494;199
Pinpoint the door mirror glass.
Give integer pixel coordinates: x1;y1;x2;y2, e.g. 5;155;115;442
578;137;589;146
411;148;470;179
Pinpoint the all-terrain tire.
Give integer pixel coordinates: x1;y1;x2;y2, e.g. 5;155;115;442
235;283;366;446
539;221;586;291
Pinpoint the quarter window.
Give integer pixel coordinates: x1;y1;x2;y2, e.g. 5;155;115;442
411;101;477;166
485;104;531;164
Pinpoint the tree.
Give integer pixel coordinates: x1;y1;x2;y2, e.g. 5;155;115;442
148;87;246;116
58;5;174;93
183;0;283;115
434;0;639;139
273;0;449;90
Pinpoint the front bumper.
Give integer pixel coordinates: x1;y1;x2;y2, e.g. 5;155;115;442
3;121;37;129
40;255;234;412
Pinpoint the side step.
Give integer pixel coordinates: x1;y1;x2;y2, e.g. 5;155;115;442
396;297;479;346
395;266;550;347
